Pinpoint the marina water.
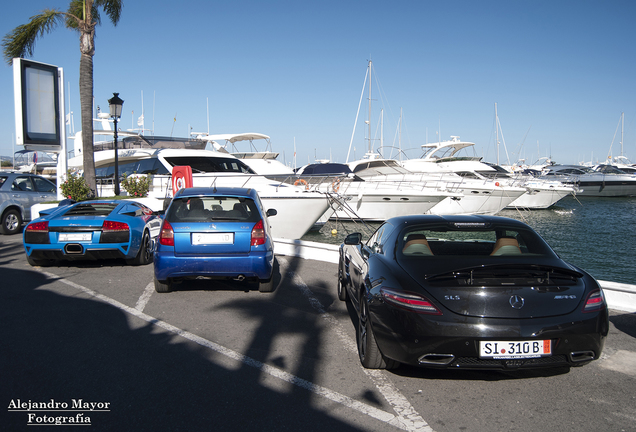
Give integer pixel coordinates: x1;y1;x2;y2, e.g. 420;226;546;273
301;196;636;285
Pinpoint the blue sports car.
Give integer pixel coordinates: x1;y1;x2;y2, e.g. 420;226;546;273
23;200;162;266
153;187;277;293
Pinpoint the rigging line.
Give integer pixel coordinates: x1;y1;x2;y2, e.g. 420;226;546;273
346;67;369;163
497;115;511;166
606;113;623;160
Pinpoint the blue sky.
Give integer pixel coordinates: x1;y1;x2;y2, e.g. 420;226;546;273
1;0;635;167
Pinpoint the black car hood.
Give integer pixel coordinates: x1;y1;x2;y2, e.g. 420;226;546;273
398;258;588;318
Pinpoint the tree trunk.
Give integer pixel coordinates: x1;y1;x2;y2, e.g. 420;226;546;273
79;52;96;195
79;10;96;196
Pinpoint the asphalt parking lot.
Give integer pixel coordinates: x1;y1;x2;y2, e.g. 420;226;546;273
1;233;636;432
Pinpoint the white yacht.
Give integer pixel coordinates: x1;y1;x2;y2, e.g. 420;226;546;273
400;136;574;209
348;155;527;215
67;135;331;239
542;164;636;197
293;162;458;221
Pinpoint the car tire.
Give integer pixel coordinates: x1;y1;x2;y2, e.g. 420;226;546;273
127;231;152;266
357;295;399;370
0;209;22;235
258;276;275;293
154;276;171;293
337;263;349;302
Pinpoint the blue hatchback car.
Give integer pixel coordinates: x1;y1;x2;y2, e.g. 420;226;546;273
153;187;277;293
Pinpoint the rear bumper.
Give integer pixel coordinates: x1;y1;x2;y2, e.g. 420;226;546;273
370;297;609;370
25;243;131;261
154;250;274;281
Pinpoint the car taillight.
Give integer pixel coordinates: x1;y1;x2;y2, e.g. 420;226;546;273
25;221;50;244
100;220;130;243
582;289;605;313
159;220;174;246
103;221;129;232
251;220;266;246
381;288;442;315
26;221;49;232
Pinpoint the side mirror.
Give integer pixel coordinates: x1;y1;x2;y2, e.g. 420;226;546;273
266;209;277;217
344;232;362;245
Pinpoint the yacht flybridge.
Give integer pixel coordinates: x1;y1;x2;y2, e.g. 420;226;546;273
195;133;294;175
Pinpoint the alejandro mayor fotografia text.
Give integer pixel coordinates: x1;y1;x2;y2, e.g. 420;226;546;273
8;399;111;425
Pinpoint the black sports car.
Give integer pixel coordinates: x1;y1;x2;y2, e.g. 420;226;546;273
338;215;609;370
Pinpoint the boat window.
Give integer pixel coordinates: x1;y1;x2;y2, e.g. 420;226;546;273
595;165;625;174
96;159;169;178
455;171;481;179
163;156;256;174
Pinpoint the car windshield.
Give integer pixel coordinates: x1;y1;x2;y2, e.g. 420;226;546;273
166;196;261;223
64;202;118;216
399;223;555;258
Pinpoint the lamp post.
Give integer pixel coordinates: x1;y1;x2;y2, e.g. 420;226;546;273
108;93;124;195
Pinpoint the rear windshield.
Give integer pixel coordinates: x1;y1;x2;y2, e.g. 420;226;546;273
64;202;118;216
167;197;261;223
399;225;555;258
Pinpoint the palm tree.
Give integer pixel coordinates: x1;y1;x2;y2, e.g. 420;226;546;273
2;0;124;195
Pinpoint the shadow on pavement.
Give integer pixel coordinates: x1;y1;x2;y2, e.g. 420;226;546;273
0;262;363;431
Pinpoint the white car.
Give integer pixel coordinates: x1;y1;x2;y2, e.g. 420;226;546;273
0;173;57;235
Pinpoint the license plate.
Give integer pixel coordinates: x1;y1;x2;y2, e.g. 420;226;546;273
191;233;234;245
59;232;92;241
479;340;551;359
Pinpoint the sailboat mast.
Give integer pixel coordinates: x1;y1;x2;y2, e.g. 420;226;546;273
495;102;499;165
380;108;384;152
399;107;403;161
368;60;372;154
621;111;624;156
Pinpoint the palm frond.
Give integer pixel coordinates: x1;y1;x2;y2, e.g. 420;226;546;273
95;0;123;26
66;1;102;30
1;9;65;65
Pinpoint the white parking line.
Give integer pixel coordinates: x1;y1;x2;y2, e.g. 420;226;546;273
135;282;155;312
37;269;424;431
277;257;433;432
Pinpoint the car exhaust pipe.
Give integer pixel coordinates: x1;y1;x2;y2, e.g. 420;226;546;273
234;275;245;282
570;351;596;363
64;243;84;254
418;353;455;366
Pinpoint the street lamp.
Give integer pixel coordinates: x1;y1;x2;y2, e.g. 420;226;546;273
108;92;124;195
